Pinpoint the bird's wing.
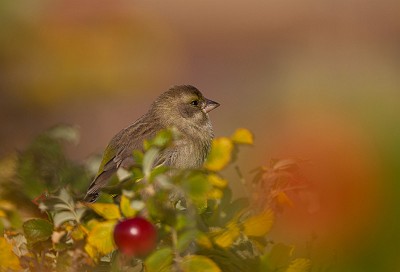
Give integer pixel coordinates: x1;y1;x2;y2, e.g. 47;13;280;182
84;128;130;202
85;118;161;202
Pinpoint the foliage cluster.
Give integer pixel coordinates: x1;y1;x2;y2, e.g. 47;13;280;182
0;126;311;272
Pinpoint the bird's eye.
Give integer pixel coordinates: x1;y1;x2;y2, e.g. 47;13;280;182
190;100;199;106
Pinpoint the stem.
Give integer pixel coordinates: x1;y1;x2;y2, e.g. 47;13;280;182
235;165;251;198
171;228;182;272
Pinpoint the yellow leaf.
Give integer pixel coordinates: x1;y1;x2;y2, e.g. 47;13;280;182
196;232;212;249
85;219;100;231
120;195;137;218
285;258;312;272
0;210;6;217
0;237;21;271
208;188;223;199
0;200;15;211
181;255;221;272
87;220;117;255
243;209;274;237
276;191;293;207
231;128;254;145
87;203;121;220
71;226;86;241
84;243;98;260
213;222;240;248
204;137;233;171
208;174;228;188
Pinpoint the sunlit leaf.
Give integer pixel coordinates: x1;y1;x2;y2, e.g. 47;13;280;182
208;174;228;188
0;237;21;271
144;129;174;150
243;209;274;237
23;218;53;244
285;258;311;272
181;255;221;272
213;222;240;248
87;220;117;255
84;243;98;260
196;232;212;249
204;137;234;171
4;234;28;258
185;176;211;197
183;173;212;206
70;226;85;241
87;203;121;220
231;128;254;145
208;188;223;199
120;195;137;218
145;247;173;272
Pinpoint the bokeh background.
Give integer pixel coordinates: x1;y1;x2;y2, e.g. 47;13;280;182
1;1;400;270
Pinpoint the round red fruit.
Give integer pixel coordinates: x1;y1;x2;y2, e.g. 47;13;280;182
113;217;157;256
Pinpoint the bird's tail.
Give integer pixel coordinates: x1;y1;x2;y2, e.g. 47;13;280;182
84;170;115;202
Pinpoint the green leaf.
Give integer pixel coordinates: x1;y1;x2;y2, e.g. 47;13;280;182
143;148;160;177
181;255;221;272
260;243;294;271
182;173;212;212
204;137;233;171
145;129;174;150
183;173;212;200
149;165;169;182
132;150;144;165
285;258;311;272
175;214;194;231
144;247;173;272
88;203;121;220
177;230;199;253
23;219;53;244
231;128;254;145
87;220;117;255
120;195;137;218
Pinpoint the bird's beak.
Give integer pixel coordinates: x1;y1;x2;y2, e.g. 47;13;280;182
203;98;220;113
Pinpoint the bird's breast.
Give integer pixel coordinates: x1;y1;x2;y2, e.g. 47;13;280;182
163;137;211;169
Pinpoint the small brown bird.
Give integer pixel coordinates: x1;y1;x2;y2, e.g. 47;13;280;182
85;85;220;202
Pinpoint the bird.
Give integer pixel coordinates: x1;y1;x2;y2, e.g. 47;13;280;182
84;85;220;202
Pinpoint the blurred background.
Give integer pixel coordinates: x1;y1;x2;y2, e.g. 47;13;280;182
1;0;400;270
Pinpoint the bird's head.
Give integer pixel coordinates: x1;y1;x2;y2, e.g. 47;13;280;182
151;85;220;130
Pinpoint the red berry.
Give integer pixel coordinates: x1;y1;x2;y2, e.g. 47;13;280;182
113;217;157;256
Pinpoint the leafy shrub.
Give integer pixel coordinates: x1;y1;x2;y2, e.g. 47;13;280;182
0;126;311;272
